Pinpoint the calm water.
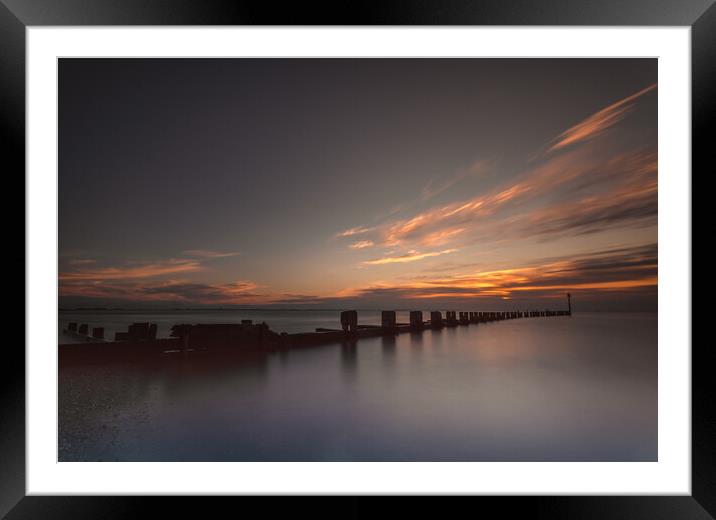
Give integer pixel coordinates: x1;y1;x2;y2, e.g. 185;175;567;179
58;312;657;461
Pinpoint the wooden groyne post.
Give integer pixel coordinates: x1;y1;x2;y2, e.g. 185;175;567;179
430;311;444;328
381;310;397;330
341;310;358;333
410;311;424;330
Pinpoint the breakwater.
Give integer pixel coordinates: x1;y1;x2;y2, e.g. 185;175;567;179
59;298;572;365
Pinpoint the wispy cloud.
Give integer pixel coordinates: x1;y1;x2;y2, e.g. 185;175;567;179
337;142;656;256
59;251;261;304
334;226;374;238
370;160;494;223
338;243;657;301
59;259;202;281
140;280;261;302
60;82;657;309
181;249;242;258
333;83;657;262
59;244;657;306
363;248;458;265
349;240;375;249
419;227;466;247
421;160;492;200
402;149;650;245
548;83;657;152
338;84;657;258
60;278;268;304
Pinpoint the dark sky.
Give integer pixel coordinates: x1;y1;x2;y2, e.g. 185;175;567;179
59;58;657;310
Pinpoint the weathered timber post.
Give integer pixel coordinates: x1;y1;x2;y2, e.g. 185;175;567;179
410;311;423;329
258;322;267;347
567;292;572;316
68;322;77;332
78;323;88;335
430;311;444;327
381;310;397;330
92;327;104;340
341;310;358;334
170;324;191;352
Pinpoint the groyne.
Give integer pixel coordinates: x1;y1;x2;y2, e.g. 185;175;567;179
59;297;572;365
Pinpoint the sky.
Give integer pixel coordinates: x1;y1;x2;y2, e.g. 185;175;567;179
59;58;657;311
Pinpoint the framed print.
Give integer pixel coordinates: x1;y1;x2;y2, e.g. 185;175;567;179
7;0;709;516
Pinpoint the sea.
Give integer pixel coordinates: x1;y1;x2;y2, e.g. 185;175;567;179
58;310;657;461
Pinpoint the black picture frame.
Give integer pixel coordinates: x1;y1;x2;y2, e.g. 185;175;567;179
6;0;707;516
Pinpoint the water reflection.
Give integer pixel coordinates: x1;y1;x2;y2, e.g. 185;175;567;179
381;335;397;356
340;340;358;380
425;328;440;348
59;313;657;462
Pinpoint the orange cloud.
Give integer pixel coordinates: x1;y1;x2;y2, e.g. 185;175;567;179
335;226;373;238
59;278;270;305
59;259;202;281
419;227;466;247
343;144;656;257
349;240;375;249
335;82;657;259
363;249;458;265
348;147;596;250
335;243;657;301
548;83;657;152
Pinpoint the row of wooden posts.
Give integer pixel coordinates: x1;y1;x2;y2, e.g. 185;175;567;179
65;322;105;340
65;322;158;342
339;308;572;333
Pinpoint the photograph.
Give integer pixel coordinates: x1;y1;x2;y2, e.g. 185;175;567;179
3;0;706;512
57;57;659;463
